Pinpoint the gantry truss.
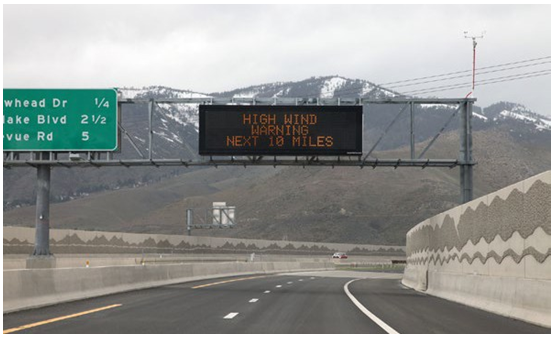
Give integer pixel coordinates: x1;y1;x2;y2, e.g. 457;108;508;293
4;96;476;257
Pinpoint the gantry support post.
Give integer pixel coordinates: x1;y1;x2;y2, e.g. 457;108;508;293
186;209;193;236
148;99;154;160
459;100;474;204
410;102;415;159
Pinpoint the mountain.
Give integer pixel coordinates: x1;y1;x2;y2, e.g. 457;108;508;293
481;101;551;146
3;76;551;245
210;76;399;99
483;101;551;131
3;127;549;245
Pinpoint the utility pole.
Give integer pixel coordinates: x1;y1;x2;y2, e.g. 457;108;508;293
464;31;486;97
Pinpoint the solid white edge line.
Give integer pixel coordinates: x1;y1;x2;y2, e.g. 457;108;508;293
224;312;239;319
344;279;399;334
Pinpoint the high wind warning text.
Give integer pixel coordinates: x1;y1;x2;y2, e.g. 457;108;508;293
199;105;362;156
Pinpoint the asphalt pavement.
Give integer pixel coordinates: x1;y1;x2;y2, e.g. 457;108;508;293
3;270;550;334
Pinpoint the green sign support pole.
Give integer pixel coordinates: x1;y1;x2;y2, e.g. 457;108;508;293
26;152;56;268
33;155;51;256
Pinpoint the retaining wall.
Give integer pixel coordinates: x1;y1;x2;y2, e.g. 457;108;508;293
4;260;333;313
402;171;551;327
4;227;404;257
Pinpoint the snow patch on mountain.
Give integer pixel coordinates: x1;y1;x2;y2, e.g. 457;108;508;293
497;106;550;131
157;103;199;130
360;82;376;96
119;86;207;132
420;104;457;110
120;86;208;100
320;77;348;98
473;112;488;120
499;109;536;122
233;90;260;99
119;88;151;99
272;88;291;98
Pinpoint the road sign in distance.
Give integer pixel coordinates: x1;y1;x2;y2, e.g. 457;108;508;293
199;105;363;156
3;89;118;151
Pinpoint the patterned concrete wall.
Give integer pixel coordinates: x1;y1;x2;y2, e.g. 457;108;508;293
402;171;551;327
4;226;405;257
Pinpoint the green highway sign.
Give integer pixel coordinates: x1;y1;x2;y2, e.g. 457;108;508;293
3;89;118;151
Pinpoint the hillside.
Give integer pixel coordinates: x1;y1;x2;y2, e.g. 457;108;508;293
4;127;549;245
3;76;551;245
4;77;550;210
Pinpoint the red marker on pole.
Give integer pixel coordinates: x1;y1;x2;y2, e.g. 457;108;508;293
464;31;486;97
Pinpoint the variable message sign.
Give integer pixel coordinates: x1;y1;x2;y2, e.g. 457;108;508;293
3;89;118;151
199;105;362;156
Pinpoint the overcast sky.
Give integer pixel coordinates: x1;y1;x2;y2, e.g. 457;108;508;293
3;5;551;115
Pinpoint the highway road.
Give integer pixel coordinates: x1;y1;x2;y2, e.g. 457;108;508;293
3;270;549;334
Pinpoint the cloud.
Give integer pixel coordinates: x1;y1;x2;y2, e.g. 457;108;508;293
3;4;551;115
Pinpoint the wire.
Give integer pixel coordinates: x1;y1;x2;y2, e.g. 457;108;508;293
405;71;551;96
402;69;551;94
329;56;551;98
379;56;551;86
386;61;551;89
273;55;552;99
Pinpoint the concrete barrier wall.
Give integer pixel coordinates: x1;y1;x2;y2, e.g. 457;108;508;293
4;260;333;313
3;253;334;270
402;171;551;327
4;226;405;257
3;223;402;313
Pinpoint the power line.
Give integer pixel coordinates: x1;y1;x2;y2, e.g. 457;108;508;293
403;69;551;95
411;73;551;96
282;56;553;100
329;56;551;98
405;71;551;96
403;69;551;94
379;56;551;86
387;61;550;89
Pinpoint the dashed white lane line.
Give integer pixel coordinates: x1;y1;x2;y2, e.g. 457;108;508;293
276;285;282;288
264;290;271;294
224;312;239;320
343;279;399;334
249;298;259;303
310;277;315;279
287;281;293;284
299;279;304;282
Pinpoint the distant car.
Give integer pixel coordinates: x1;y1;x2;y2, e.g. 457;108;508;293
332;252;348;259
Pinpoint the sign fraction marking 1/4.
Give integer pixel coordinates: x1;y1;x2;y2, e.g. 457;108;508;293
95;97;110;109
